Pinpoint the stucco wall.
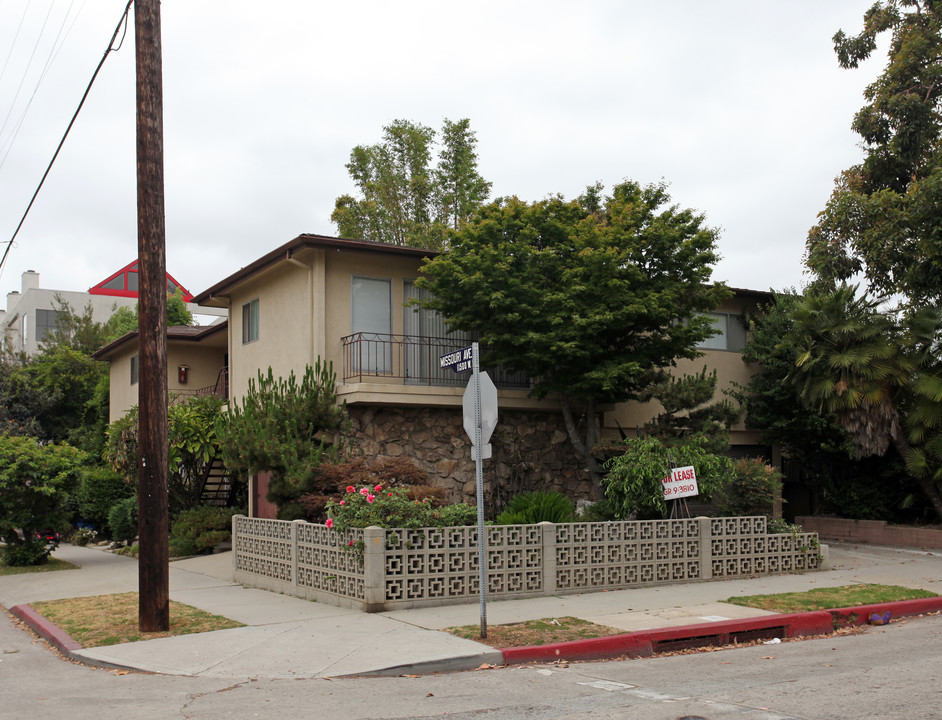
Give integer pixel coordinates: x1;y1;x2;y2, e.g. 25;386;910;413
228;263;313;402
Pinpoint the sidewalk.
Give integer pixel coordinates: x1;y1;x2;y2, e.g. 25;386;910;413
2;541;941;678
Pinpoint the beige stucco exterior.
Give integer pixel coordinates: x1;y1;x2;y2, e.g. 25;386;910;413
192;235;769;451
96;324;228;422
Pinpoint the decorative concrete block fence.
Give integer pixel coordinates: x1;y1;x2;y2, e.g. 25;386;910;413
231;515;822;612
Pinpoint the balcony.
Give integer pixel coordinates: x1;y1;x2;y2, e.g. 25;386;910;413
341;333;530;390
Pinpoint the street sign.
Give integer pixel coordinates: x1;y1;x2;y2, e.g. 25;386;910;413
440;345;474;372
662;465;699;500
463;370;498;449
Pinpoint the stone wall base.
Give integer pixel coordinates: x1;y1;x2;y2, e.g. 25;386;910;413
349;405;593;508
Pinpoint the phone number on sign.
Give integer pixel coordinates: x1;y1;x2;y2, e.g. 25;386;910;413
666;484;696;496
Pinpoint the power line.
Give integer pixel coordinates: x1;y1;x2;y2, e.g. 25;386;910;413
0;0;134;277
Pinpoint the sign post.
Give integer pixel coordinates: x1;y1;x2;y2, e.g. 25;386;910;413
442;343;498;638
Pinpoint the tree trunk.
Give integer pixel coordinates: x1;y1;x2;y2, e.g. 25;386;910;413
561;398;605;499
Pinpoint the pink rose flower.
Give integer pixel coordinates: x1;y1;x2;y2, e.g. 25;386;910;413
339;500;345;506
374;484;382;491
359;487;369;496
325;518;334;529
367;494;375;503
349;539;354;546
346;486;355;493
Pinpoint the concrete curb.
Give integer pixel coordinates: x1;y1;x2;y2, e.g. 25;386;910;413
9;604;82;654
498;596;942;666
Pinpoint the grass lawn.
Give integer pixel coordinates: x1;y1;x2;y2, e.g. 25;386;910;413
31;592;244;647
446;616;623;648
0;558;79;576
726;583;937;613
446;585;938;648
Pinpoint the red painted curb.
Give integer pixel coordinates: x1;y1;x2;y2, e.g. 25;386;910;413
498;597;942;666
829;595;942;627
9;604;83;653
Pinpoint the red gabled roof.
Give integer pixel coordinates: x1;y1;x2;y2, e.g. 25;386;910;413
89;259;193;302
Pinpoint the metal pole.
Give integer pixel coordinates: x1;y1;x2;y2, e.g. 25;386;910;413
473;341;487;638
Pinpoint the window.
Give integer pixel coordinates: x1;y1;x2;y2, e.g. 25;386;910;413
130;355;139;385
35;309;61;344
351;277;391;373
242;298;259;344
697;312;746;351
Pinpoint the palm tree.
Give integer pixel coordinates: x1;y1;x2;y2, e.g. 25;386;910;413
784;285;942;521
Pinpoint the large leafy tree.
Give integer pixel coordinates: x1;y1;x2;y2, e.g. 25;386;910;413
806;1;942;305
332;118;491;249
417;180;729;495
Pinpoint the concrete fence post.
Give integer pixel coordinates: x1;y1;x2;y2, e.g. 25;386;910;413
363;526;386;612
232;514;244;578
539;521;557;596
291;519;304;590
698;516;713;581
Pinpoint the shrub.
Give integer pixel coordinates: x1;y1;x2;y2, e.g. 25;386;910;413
325;484;476;531
0;435;84;565
495;490;575;525
2;540;51;567
108;496;138;545
577;498;617;522
297;457;435;520
603;435;733;519
169;506;242;556
76;465;134;536
69;527;97;546
718;458;783;517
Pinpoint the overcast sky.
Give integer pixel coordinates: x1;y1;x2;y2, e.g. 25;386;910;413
0;1;885;307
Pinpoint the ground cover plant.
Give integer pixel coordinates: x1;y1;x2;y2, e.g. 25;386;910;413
726;584;936;613
30;592;243;647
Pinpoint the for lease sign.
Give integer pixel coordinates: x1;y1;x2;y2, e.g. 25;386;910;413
662;465;699;500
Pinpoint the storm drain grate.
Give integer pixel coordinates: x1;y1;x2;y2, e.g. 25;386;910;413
730;626;786;644
652;625;787;653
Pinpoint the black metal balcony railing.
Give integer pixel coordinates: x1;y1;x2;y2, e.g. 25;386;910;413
341;333;531;390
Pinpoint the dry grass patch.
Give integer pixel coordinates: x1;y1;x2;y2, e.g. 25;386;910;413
0;558;79;575
727;584;936;613
31;592;243;647
445;616;623;648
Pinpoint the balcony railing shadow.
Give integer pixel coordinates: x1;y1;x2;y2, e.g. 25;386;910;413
341;333;530;390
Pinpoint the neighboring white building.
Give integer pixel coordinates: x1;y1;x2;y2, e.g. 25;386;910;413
0;261;225;357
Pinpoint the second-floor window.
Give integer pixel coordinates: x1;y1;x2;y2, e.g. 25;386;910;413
242;298;259;344
130;354;139;385
697;312;746;352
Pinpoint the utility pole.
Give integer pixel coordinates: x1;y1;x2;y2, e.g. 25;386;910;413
135;0;169;632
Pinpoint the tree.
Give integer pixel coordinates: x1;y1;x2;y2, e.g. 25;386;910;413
102;289;193;342
0;436;84;565
417;180;729;495
806;1;942;305
332;118;491;248
637;366;741;455
103;394;227;515
783;285;942;521
216;360;351;518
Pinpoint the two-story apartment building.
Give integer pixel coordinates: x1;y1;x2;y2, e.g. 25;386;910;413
173;234;770;517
